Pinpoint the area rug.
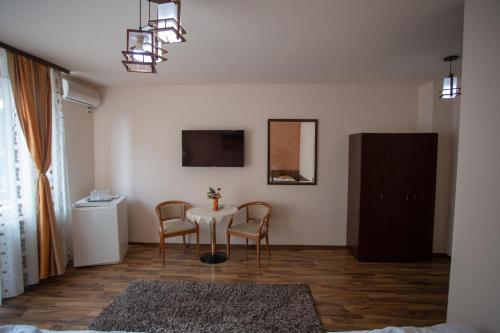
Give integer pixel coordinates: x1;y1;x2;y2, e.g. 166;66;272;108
88;280;322;333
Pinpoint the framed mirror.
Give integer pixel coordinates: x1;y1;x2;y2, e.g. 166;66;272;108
268;119;318;185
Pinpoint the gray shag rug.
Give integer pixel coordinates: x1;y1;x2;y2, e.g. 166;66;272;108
89;280;322;333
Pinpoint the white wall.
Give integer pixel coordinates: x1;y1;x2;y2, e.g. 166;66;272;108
447;1;500;332
298;122;315;182
447;99;461;254
432;88;456;255
94;84;418;245
432;81;461;255
418;82;434;131
63;101;95;203
417;79;461;254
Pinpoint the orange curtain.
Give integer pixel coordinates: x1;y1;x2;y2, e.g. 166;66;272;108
7;52;65;279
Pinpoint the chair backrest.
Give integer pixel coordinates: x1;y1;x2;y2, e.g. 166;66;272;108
155;201;192;222
239;202;272;224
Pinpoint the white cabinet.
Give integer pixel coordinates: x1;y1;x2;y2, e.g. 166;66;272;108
71;196;128;267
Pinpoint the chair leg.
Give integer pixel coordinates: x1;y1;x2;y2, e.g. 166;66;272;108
162;238;166;265
256;237;260;268
246;239;248;248
266;234;271;257
227;233;231;259
182;235;186;250
196;231;200;256
159;232;162;256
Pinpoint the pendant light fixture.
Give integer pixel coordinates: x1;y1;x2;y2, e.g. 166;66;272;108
148;0;187;44
122;0;185;73
121;28;167;73
122;1;162;73
439;55;461;99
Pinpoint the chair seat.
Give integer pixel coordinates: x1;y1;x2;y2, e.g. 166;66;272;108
160;219;197;235
229;221;266;235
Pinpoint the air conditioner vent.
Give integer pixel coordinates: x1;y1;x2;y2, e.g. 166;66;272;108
62;79;101;109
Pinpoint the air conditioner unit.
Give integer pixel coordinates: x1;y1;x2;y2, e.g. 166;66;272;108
62;78;101;109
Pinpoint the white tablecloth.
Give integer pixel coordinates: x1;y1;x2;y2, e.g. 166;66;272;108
187;206;238;224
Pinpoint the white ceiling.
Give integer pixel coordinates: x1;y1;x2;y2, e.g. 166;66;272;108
0;0;464;87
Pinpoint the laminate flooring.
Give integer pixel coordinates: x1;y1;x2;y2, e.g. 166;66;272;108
0;244;450;332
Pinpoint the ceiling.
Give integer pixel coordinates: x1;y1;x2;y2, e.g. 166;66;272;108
0;0;464;87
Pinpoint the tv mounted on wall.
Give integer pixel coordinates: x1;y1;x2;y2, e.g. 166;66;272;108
182;130;244;167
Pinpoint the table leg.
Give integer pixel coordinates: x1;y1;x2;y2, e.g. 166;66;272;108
200;219;227;264
211;220;216;255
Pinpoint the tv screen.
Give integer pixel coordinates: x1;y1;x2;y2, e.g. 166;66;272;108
182;130;244;167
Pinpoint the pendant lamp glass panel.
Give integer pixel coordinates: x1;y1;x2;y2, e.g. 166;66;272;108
440;75;461;99
128;30;154;54
151;19;185;43
158;1;177;21
122;61;156;73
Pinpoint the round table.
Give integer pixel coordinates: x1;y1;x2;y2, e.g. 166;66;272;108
187;206;238;264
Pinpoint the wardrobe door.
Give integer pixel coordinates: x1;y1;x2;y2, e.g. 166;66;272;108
359;134;389;261
347;134;362;258
382;134;414;261
410;134;438;261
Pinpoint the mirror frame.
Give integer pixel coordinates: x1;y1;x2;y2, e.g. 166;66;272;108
267;119;318;185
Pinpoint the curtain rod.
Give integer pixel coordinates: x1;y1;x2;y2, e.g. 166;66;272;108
0;41;70;74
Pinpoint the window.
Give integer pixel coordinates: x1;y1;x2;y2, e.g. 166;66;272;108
0;58;38;300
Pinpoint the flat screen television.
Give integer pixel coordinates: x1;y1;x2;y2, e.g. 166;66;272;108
182;130;244;167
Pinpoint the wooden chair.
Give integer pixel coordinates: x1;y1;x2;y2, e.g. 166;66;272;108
155;200;199;265
226;202;272;267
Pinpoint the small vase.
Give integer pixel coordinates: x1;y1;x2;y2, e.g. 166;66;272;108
212;198;219;211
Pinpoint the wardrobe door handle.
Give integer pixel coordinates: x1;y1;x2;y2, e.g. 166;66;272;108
380;193;383;200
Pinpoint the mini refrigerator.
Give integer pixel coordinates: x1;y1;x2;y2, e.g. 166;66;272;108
71;195;128;267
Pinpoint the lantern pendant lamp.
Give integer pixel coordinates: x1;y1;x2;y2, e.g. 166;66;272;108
122;0;168;73
148;0;187;44
144;1;170;63
122;29;156;73
439;55;461;99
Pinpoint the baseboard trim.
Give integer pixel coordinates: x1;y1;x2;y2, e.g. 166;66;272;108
129;242;345;251
129;243;451;257
432;253;451;259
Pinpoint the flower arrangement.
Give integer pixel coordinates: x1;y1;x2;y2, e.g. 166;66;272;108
207;187;222;211
207;187;222;200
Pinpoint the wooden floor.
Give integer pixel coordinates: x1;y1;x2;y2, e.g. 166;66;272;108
0;244;450;332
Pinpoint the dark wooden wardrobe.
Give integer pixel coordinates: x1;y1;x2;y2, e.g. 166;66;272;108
346;133;438;262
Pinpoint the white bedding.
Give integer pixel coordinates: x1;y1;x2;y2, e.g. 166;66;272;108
333;323;479;333
0;326;134;333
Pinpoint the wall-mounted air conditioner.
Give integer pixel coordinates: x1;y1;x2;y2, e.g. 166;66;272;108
62;78;101;109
